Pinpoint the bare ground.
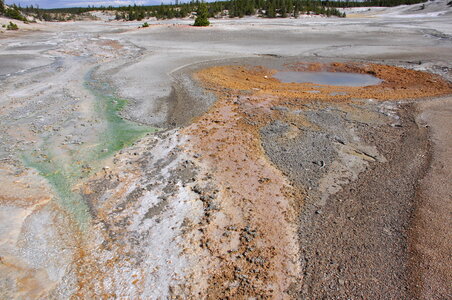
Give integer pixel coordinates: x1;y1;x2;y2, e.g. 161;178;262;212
296;103;430;299
0;2;452;298
409;98;452;300
194;62;452;298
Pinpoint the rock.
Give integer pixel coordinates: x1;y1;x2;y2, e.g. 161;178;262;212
313;160;325;168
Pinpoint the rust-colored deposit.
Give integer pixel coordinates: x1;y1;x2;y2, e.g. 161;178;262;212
183;62;452;298
184;95;302;298
197;62;452;102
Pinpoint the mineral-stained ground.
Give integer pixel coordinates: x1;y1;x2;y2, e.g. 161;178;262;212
1;1;451;299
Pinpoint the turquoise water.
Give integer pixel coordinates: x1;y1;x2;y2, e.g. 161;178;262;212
22;68;157;230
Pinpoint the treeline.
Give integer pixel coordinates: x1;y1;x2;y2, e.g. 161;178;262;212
36;0;346;20
332;0;427;8
0;2;28;22
224;0;346;18
16;5;87;21
2;0;428;22
40;3;200;20
0;1;70;22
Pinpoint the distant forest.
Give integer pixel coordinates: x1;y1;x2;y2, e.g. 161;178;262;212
1;0;428;22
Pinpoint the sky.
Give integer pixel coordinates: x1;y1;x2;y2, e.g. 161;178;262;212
5;0;175;9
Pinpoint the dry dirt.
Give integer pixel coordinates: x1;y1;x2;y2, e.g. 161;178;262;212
409;98;452;300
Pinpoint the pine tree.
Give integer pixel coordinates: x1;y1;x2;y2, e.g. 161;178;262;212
194;1;210;26
280;0;287;17
266;1;276;18
7;21;19;30
294;0;300;17
0;0;5;14
287;0;293;16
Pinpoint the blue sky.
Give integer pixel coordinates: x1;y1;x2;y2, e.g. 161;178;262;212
5;0;175;8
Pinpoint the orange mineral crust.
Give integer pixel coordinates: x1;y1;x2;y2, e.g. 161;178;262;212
182;84;304;298
196;63;452;102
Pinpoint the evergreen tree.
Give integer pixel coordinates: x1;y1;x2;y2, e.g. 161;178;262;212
5;6;27;21
294;0;301;17
286;0;293;16
266;1;276;18
194;1;210;26
7;21;19;30
137;10;145;20
281;0;288;17
0;0;5;14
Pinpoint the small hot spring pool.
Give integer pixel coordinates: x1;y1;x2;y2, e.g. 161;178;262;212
273;71;382;87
